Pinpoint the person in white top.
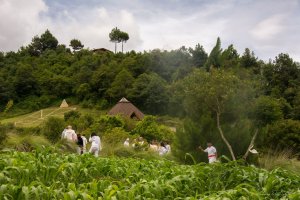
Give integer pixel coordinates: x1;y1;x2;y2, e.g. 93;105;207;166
149;140;158;152
81;135;88;153
63;125;77;142
158;142;168;156
165;142;171;154
199;142;217;164
123;138;130;147
89;133;101;157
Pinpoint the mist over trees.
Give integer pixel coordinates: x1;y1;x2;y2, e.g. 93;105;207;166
0;30;299;161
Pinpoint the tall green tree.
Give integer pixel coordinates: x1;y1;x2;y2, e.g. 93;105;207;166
189;43;208;68
106;69;134;100
174;69;257;160
220;44;239;68
205;37;222;70
109;27;122;53
27;30;58;56
69;39;84;52
120;31;129;53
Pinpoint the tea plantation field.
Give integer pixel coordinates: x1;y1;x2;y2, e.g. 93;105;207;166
0;149;299;199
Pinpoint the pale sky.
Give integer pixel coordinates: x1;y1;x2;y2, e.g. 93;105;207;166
0;0;300;61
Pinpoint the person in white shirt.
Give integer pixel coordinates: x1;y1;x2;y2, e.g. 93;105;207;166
89;133;101;157
158;142;168;156
149;140;158;152
81;135;88;153
199;142;217;164
165;142;171;154
63;125;77;142
123;138;130;147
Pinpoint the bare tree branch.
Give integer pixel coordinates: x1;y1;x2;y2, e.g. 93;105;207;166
243;129;259;160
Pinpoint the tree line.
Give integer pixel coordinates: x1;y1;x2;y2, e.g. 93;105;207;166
0;30;299;160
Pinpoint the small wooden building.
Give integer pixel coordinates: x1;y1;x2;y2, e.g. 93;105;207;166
108;97;144;120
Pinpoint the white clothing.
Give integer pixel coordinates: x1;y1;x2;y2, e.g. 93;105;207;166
89;136;101;157
208;156;217;163
204;146;217;163
61;129;67;139
124;140;130;147
165;144;171;153
149;144;158;151
158;146;168;156
81;136;88;153
64;129;77;142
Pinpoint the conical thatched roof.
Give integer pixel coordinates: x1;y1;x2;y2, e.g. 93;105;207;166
60;99;69;108
108;97;144;120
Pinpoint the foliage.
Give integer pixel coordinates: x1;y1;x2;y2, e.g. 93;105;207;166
89;115;125;135
205;37;222;70
0;123;14;147
251;96;284;126
259;149;300;175
266;119;300;153
42;117;66;143
0;150;299;199
132;116;174;142
102;127;132;146
69;39;84;52
4;133;51;151
64;110;81;122
189;43;208;68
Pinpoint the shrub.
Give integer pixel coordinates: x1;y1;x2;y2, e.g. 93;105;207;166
5;133;51;151
90;115;125;134
132;115;174;142
0;123;14;147
95;99;109;110
42;117;66;143
102;127;132;146
64;110;81;121
266;119;300;154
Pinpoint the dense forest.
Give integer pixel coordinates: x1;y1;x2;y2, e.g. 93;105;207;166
0;30;299;161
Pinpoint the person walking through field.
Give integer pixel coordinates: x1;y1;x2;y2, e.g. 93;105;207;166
89;133;101;157
198;142;217;164
63;125;77;142
77;133;84;154
81;134;88;153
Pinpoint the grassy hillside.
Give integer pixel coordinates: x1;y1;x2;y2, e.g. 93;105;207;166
0;106;107;127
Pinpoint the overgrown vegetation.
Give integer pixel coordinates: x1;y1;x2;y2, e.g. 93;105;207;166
0;150;299;199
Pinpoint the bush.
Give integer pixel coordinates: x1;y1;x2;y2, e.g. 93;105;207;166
266;119;300;154
132;115;174;142
64;110;81;121
102;127;132;146
5;133;51;151
95;99;109;110
0;123;14;147
42;117;66;143
90;115;125;134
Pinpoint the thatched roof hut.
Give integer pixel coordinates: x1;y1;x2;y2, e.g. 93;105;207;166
108;97;144;120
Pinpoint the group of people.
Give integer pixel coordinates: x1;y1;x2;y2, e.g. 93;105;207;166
61;125;102;157
61;125;217;163
123;137;171;156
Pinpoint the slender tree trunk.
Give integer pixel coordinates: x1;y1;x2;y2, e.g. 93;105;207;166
122;41;124;53
216;112;236;161
243;129;259;160
114;42;117;53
